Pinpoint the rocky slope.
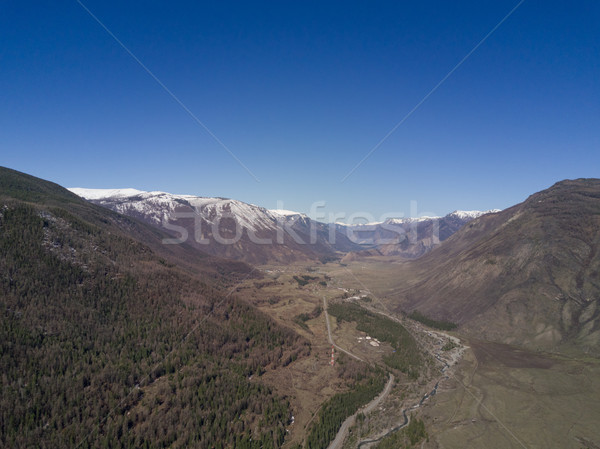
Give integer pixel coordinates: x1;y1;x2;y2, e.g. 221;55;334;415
339;210;499;261
391;179;600;354
69;188;361;264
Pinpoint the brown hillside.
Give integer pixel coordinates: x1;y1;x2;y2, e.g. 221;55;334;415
391;179;600;354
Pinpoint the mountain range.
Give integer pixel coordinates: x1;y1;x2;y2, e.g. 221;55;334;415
337;210;500;260
38;178;600;357
68;188;366;264
68;188;495;264
3;165;600;449
390;179;600;355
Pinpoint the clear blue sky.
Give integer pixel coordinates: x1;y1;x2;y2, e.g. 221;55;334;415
1;1;598;221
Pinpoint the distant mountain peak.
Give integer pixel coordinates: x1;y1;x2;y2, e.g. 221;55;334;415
268;209;305;218
68;187;360;263
447;209;501;220
68;187;146;200
340;209;500;227
69;188;275;231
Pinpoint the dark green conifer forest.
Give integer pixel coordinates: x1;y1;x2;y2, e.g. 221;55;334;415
0;167;309;448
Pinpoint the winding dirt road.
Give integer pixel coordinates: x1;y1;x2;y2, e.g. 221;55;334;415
322;296;394;448
327;374;395;449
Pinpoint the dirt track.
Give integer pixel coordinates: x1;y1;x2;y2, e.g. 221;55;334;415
327;374;395;449
323;296;364;362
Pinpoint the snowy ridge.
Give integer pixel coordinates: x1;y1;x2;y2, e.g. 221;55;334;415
337;221;385;227
385;216;439;225
269;209;305;217
67;187;365;262
69;188;279;232
69;188;145;200
68;188;501;236
448;209;501;220
339;209;501;227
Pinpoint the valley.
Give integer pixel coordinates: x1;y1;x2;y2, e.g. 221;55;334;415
240;258;600;448
3;168;600;448
236;261;463;448
5;1;598;446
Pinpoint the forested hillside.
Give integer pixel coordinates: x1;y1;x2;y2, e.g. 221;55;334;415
0;167;309;448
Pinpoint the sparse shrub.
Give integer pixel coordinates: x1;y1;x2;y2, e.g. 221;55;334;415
442;340;458;351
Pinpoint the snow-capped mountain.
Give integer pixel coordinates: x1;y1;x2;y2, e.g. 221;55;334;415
69;188;497;263
336;210;500;227
70;188;280;232
68;188;146;200
268;209;305;218
446;209;501;220
68;188;360;264
338;209;501;260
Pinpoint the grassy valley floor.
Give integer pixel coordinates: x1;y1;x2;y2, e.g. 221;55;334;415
422;341;600;449
238;259;600;449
